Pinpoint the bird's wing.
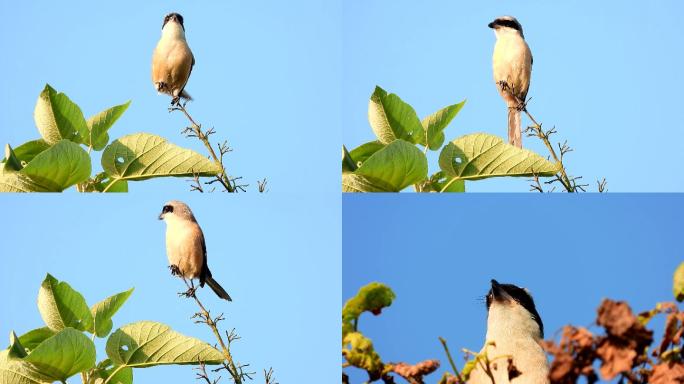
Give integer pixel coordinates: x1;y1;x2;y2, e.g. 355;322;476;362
199;229;211;286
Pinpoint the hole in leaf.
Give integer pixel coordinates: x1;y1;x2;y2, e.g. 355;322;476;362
116;157;125;164
121;345;129;351
454;157;463;165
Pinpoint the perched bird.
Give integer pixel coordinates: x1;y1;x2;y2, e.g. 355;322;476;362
152;12;195;105
158;201;232;301
467;280;549;384
489;16;533;148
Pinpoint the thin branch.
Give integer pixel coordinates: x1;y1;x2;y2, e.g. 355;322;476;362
170;102;237;193
438;337;464;382
179;276;244;384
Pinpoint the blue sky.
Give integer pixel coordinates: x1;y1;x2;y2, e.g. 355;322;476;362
0;1;341;196
0;194;341;383
343;1;684;192
343;194;681;382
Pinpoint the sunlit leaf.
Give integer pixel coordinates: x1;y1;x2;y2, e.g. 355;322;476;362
33;84;88;145
37;273;94;332
106;321;224;368
101;133;221;182
368;86;424;145
439;133;559;181
422;100;466;150
20;140;91;191
86;101;131;151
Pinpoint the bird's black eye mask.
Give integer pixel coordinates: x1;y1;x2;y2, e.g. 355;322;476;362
491;19;522;32
162;205;174;214
162;13;185;31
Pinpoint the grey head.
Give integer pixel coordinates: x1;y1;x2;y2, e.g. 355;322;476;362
158;200;196;222
488;16;524;38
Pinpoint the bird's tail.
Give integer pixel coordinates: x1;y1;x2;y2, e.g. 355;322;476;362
508;108;522;148
180;89;193;101
206;277;232;301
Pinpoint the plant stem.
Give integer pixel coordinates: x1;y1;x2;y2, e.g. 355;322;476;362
521;108;574;192
181;277;242;383
174;103;236;193
438;337;463;382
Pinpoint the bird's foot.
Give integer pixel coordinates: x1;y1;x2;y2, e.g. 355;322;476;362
497;80;510;91
155;82;167;92
170;96;181;106
169;264;181;276
179;286;197;298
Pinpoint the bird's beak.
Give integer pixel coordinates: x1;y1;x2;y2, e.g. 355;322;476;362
490;279;503;298
158;213;164;220
488;21;496;29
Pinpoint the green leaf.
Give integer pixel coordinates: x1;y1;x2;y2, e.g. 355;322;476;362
37;274;94;332
342;332;383;375
342;173;391;193
349;141;385;165
438;133;559;181
422;100;466;150
9;332;27;358
0;349;53;384
24;328;96;381
425;171;465;193
33;84;88;145
91;288;134;337
91;359;133;384
101;133;221;182
342;146;357;172
4;144;22;171
342;282;396;328
86;101;131;151
354;139;428;192
11;140;51;164
674;262;684;302
106;321;224;368
0;168;50;192
368;86;424;145
20;140;91;191
17;328;56;352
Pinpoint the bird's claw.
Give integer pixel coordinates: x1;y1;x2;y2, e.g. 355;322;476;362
169;264;181;276
179;286;197;298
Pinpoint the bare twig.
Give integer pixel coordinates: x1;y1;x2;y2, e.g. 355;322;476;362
169;102;237;193
438;337;464;382
179;276;244;384
264;368;278;384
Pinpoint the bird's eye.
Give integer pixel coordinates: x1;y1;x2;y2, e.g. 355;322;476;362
163;205;173;213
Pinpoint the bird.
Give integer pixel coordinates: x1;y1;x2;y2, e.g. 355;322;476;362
152;12;195;105
489;16;533;148
158;201;232;301
467;280;549;384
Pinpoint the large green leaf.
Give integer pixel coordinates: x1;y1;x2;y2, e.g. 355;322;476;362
342;173;391;193
674;262;684;302
37;274;94;332
18;328;56;352
0;168;50;192
91;288;134;337
86;101;131;151
0;349;53;384
33;84;88;145
368;86;424;145
106;321;224;368
353;139;428;192
422;100;466;150
20;140;91;191
439;133;559;181
24;328;96;382
101;133;221;182
92;359;133;384
342;141;386;173
11;140;51;164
